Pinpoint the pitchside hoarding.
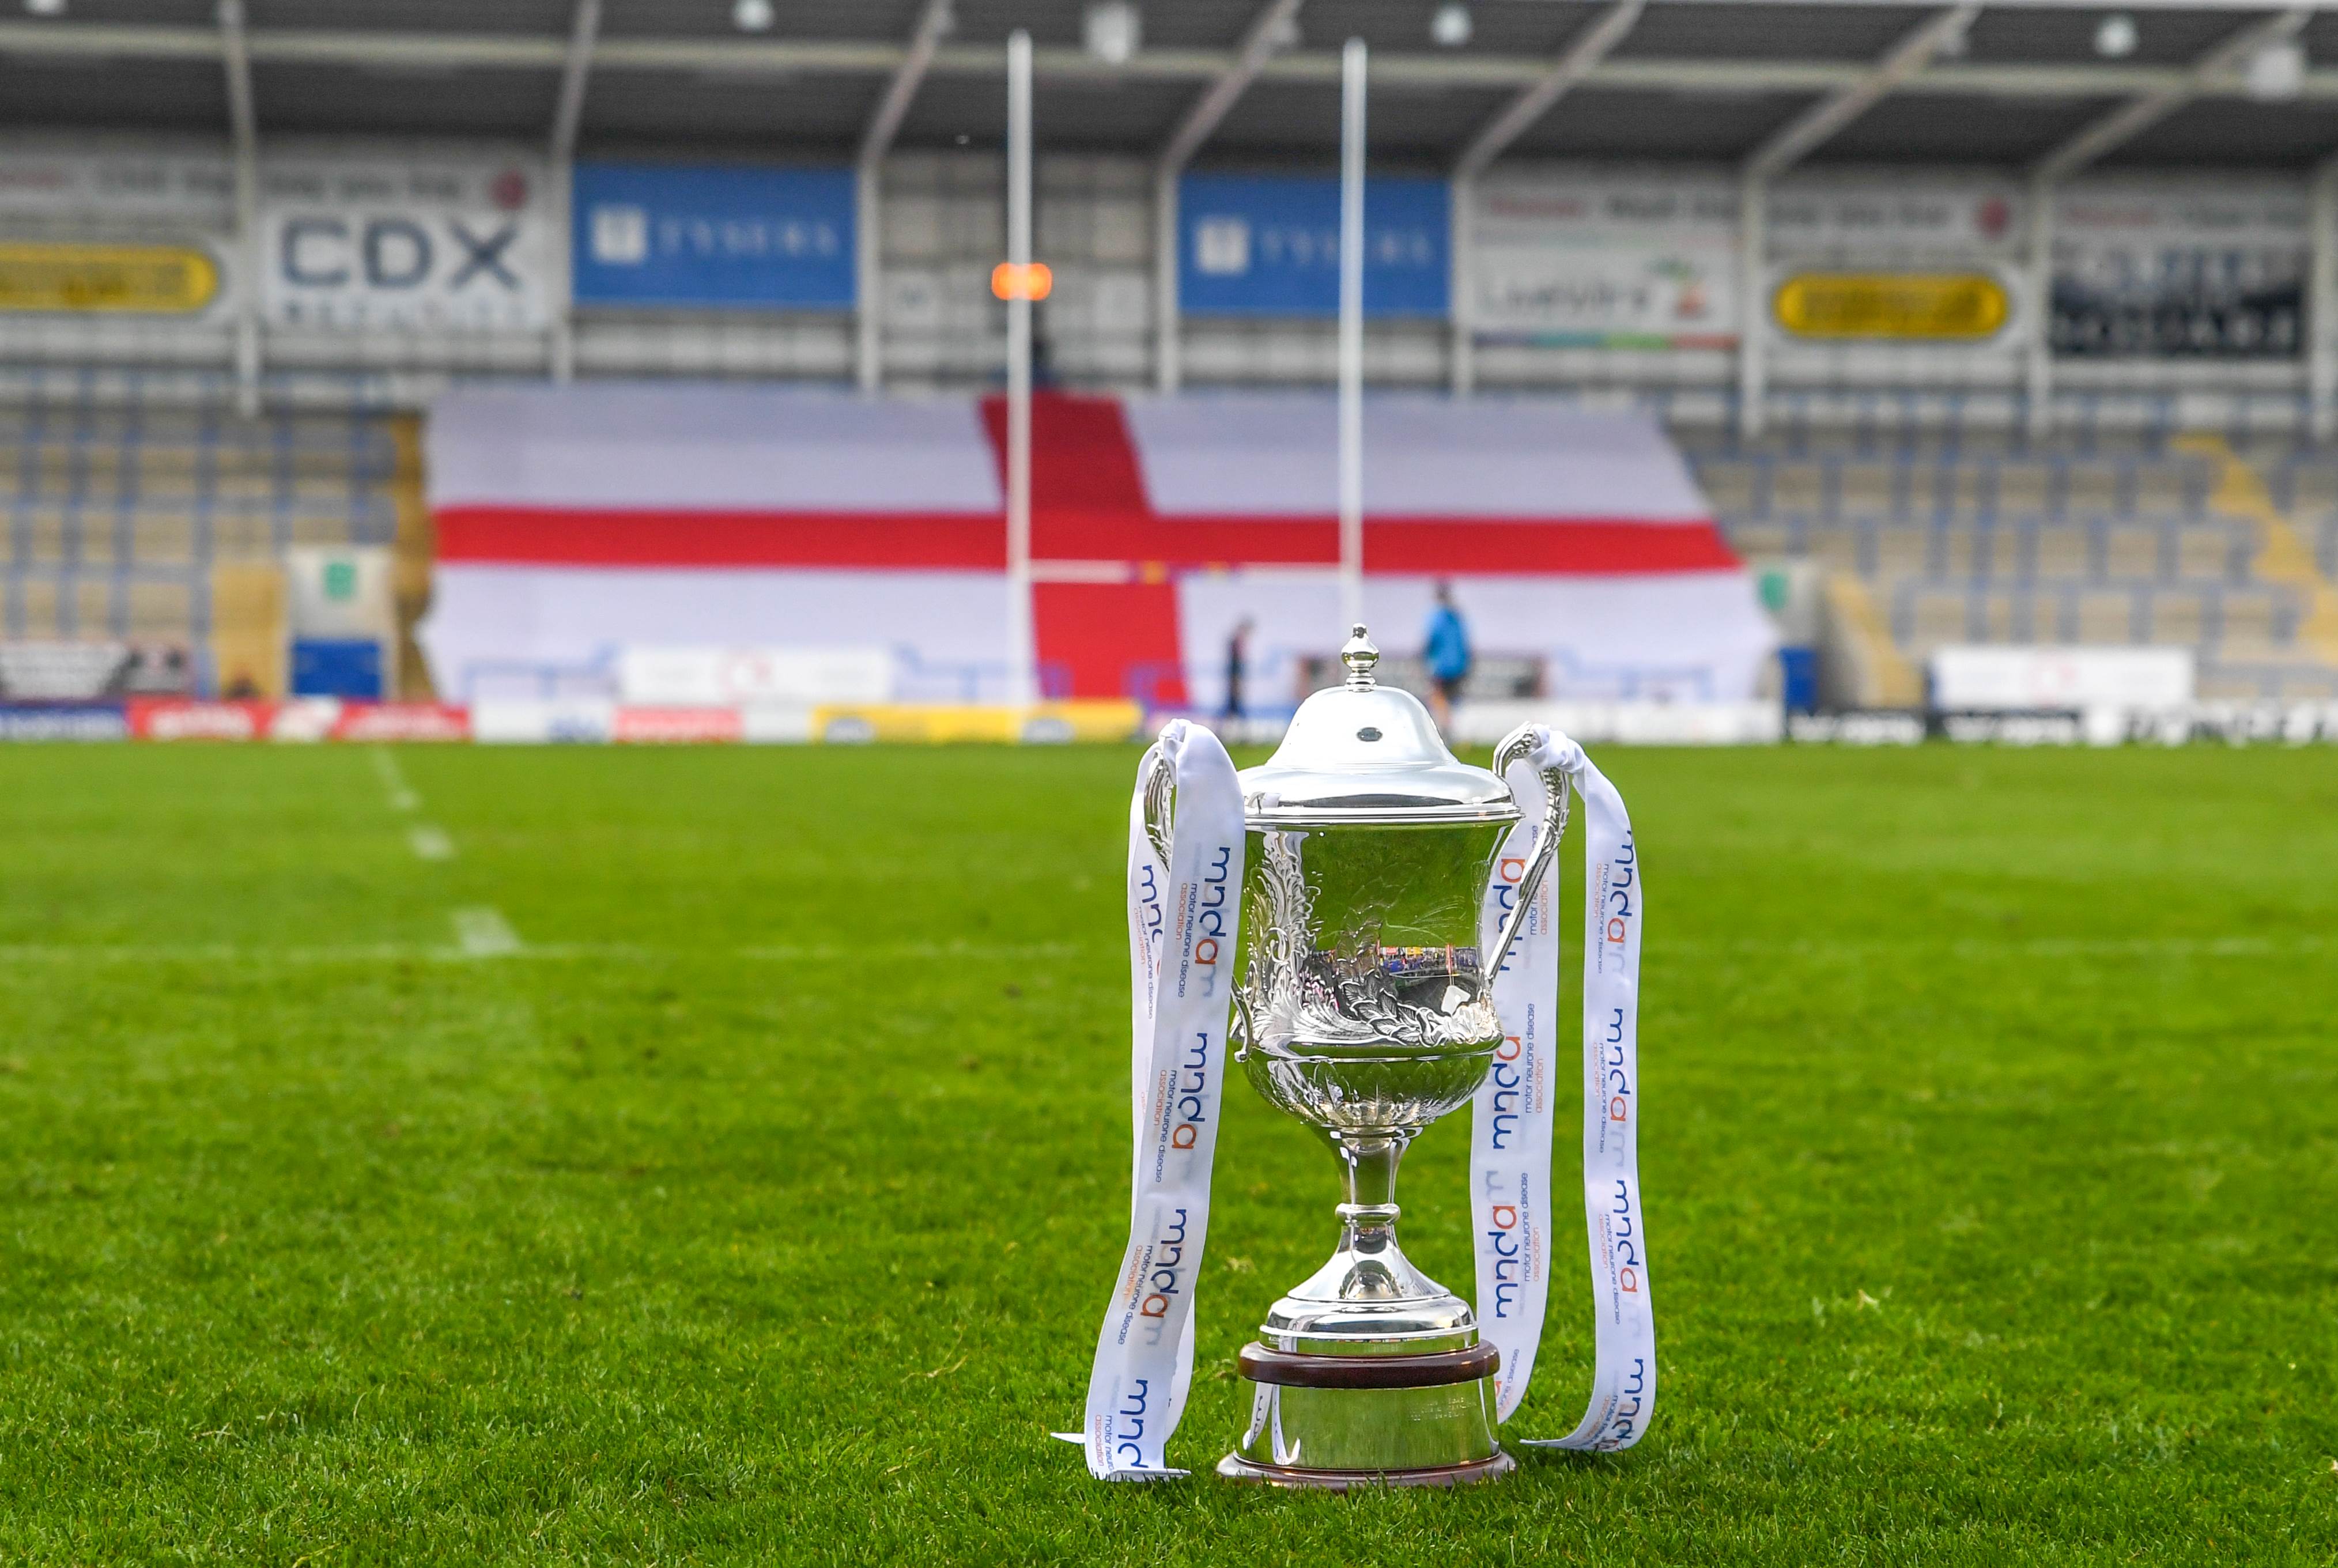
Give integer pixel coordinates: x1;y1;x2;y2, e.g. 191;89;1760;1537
1178;172;1449;318
571;163;856;311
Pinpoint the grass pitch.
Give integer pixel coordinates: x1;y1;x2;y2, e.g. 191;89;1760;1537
2;740;2335;1565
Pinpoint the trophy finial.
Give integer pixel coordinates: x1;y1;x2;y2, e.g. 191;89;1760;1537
1340;624;1378;689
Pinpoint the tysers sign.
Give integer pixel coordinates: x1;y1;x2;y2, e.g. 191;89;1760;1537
1179;172;1449;318
263;152;553;331
572;163;856;310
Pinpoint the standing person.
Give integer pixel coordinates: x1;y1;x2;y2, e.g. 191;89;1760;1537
1423;581;1471;730
1223;617;1253;720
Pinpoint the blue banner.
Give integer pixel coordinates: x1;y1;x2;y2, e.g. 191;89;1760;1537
572;163;856;311
0;702;127;742
1177;173;1449;318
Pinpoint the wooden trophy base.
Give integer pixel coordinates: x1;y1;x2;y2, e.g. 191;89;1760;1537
1218;1342;1514;1488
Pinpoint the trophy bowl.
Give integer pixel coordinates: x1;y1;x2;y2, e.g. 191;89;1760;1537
1201;625;1555;1488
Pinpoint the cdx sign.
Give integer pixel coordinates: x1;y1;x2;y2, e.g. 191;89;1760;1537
261;153;554;332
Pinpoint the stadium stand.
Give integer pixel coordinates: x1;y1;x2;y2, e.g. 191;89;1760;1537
7;2;2338;732
1684;421;2338;705
0;380;426;698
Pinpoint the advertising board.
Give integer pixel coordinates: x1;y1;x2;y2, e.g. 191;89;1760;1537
261;149;554;331
1767;176;2024;259
615;645;893;706
1465;171;1738;346
1178;172;1448;318
1929;644;2196;712
0;704;129;742
0;142;233;223
1764;175;2026;347
2050;178;2306;359
0;241;221;315
0;142;556;331
572;163;855;310
0;142;238;321
1769;269;2016;343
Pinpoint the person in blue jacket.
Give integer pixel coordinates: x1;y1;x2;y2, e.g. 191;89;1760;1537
1423;580;1472;730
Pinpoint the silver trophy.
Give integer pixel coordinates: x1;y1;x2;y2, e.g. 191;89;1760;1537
1198;625;1564;1487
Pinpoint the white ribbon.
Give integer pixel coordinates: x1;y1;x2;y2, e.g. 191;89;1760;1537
1472;726;1655;1450
1072;719;1247;1480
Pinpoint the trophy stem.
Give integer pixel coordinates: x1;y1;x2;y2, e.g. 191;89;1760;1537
1326;1131;1413;1299
1332;1130;1406;1229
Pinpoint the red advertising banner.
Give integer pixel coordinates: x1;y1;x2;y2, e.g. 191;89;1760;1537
612;705;745;744
332;703;472;742
126;699;278;740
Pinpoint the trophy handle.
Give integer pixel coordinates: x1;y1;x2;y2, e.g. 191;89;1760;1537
1143;750;1256;1051
1140;749;1176;870
1143;748;1257;1054
1485;726;1570;980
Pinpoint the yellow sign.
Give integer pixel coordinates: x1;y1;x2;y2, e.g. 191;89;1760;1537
810;700;1140;745
1772;271;2008;341
0;241;220;315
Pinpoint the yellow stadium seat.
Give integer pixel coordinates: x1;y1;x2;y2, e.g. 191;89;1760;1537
1811;530;1861;570
1875;527;1931;575
1910;587;1968;649
2030;527;2090;576
1996;464;2052;514
127;579;193;637
1935;526;1980;577
2216;590;2280;651
74;577;114;637
1770;462;1824;512
209;512;277;559
2076;589;2136;643
1726;522;1791;557
17;576;59;637
2101;526;2159;579
2174;528;2235;581
291;513;352;545
1836;462;1895;512
1697;465;1756;514
2147;588;2204;645
132;512;196;566
27;508;69;564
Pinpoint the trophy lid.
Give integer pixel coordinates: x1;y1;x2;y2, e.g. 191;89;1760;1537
1239;624;1520;829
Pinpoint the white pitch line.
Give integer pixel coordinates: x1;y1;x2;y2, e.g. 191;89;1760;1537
370;747;421;813
451;906;523;958
408;824;455;862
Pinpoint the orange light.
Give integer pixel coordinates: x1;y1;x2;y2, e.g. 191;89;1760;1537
991;262;1053;301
